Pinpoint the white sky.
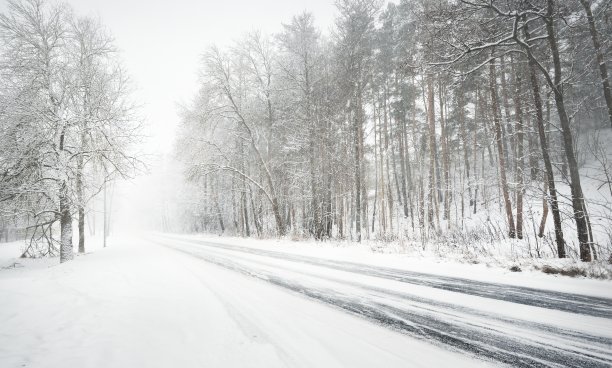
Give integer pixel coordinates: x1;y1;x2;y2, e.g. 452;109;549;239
67;0;338;155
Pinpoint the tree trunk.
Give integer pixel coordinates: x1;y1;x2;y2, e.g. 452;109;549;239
249;189;262;237
78;206;85;253
545;0;591;261
383;90;395;231
513;61;525;239
579;0;612;128
354;86;363;242
489;58;516;238
426;75;437;232
473;88;480;215
539;181;549;238
59;183;73;263
76;130;87;253
439;80;450;226
527;112;539;181
500;55;515;174
458;85;472;209
397;115;410;218
524;21;566;257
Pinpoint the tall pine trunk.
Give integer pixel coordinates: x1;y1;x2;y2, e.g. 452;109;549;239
354;83;363;242
524;22;566;257
545;0;591;261
426;75;437;232
513;61;525;239
579;0;612;128
489;58;516;238
439;80;450;226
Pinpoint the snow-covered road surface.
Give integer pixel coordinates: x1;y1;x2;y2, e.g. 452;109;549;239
2;235;611;368
153;234;612;368
0;236;490;368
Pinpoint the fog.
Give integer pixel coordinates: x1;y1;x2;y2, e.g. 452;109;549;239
2;1;611;365
63;0;337;234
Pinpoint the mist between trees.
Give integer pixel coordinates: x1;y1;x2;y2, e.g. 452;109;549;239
1;0;611;265
0;0;143;262
175;0;612;263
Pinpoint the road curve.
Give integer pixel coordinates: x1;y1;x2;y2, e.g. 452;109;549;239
152;235;612;368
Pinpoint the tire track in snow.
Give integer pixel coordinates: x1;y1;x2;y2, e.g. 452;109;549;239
153;236;612;368
156;235;612;319
172;240;611;349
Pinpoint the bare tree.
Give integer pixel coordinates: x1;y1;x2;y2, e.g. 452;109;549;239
0;0;142;262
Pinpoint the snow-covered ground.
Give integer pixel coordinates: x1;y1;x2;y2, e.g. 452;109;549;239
1;234;611;367
0;235;492;368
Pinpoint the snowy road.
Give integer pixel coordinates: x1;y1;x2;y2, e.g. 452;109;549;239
153;234;612;368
